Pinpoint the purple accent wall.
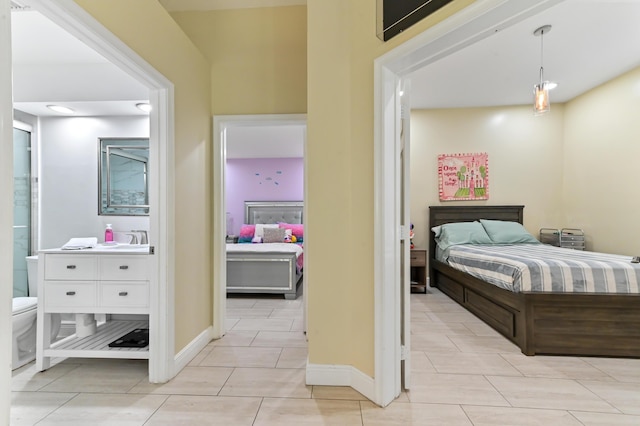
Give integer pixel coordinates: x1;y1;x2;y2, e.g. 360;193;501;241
226;157;304;235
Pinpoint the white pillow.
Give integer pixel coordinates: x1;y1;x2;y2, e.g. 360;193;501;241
254;223;279;238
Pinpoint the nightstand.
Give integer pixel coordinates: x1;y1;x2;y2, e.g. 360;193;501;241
410;249;427;293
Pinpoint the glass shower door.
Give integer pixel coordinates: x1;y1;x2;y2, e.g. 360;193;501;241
13;127;31;297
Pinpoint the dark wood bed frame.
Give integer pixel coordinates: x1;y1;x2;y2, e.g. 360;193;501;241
429;205;640;357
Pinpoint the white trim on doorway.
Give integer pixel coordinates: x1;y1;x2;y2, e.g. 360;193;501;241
1;1;15;422
212;114;307;339
372;0;564;407
10;0;176;383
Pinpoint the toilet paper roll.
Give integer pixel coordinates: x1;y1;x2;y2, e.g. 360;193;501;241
75;313;97;337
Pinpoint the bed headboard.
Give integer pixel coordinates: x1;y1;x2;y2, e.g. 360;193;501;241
244;201;303;225
428;205;524;281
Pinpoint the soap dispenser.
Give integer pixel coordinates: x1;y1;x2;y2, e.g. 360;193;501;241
105;224;114;242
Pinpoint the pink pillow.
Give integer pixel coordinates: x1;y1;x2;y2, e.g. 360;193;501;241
279;223;304;239
239;224;256;238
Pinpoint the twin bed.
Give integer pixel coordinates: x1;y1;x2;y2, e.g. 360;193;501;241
428;205;640;358
226;201;303;299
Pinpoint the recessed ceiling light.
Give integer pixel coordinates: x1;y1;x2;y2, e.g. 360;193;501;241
46;105;74;114
136;102;152;112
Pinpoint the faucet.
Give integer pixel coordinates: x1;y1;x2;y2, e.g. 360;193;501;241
132;230;148;245
125;233;138;245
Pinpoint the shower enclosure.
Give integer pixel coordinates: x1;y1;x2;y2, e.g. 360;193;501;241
13;126;31;297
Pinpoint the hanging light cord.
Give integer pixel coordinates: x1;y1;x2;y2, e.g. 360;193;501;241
539;28;545;85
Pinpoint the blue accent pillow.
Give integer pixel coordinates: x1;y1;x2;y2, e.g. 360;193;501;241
479;219;540;244
431;221;493;251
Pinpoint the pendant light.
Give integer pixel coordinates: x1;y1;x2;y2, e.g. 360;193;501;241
533;25;552;115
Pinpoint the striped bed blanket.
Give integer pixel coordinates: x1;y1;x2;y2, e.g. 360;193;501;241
443;244;640;294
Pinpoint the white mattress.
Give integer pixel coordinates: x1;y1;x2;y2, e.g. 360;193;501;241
226;243;303;258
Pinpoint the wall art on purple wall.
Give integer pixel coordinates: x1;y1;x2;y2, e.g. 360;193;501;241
226;157;303;235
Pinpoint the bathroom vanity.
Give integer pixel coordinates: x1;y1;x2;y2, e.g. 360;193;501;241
36;245;151;371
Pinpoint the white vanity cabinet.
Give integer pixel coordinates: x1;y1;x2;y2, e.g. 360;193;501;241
36;248;151;371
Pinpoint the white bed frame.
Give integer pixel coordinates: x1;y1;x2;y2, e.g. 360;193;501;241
226;201;303;299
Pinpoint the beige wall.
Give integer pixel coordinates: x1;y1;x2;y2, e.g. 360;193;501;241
410;65;640;256
306;0;473;377
168;0;474;377
410;106;566;250
563;66;640;255
74;0;213;353
168;6;307;115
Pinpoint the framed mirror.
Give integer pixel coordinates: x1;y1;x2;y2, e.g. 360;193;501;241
98;137;149;216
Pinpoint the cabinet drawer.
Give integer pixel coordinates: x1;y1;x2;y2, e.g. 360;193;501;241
44;281;97;308
45;255;97;280
410;250;426;266
100;256;149;281
100;282;149;308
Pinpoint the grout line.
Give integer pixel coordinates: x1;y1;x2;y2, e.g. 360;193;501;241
140;394;170;426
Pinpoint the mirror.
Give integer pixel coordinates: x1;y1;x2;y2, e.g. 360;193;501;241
98;137;149;216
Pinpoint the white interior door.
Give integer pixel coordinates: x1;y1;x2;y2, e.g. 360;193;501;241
399;79;411;390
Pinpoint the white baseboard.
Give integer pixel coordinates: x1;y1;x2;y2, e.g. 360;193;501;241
173;326;213;375
306;362;376;403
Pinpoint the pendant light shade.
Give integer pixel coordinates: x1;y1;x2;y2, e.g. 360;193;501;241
533;25;552;115
534;82;550;115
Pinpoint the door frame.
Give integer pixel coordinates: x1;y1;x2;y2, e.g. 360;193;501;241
373;0;563;406
212;114;307;338
1;1;15;420
3;0;176;383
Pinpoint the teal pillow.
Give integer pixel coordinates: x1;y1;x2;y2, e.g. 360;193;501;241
480;219;540;244
431;221;493;251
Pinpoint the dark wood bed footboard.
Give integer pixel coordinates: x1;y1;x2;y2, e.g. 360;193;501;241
429;205;640;358
524;293;640;357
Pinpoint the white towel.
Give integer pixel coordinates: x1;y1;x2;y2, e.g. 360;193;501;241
61;237;98;250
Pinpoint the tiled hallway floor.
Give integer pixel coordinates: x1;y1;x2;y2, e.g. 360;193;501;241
11;288;640;425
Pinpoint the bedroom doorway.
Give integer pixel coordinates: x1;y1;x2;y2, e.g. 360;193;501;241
373;0;560;406
212;114;307;339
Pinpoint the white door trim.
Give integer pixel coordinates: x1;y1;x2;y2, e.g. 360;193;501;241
373;0;564;406
1;1;15;422
16;0;176;382
212;114;307;339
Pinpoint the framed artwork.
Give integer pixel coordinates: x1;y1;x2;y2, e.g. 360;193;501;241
438;152;489;201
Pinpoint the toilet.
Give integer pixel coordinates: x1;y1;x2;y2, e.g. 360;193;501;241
12;256;61;370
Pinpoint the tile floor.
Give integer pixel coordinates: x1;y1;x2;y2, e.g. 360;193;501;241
11;288;640;425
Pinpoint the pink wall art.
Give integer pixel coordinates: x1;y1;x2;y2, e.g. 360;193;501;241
438;152;489;201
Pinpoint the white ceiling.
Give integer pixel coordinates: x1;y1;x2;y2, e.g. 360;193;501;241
226;125;305;158
10;0;640;156
11;10;150;117
410;0;640;109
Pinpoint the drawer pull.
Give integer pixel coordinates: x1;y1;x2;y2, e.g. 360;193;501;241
119;265;129;270
118;291;128;296
66;265;77;269
66;291;76;296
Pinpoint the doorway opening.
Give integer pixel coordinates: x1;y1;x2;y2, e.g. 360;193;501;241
212;114;307;339
373;0;561;406
5;0;175;382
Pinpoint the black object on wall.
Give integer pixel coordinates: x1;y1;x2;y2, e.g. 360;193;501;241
379;0;455;41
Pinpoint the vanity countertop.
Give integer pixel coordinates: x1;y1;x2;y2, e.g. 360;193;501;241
40;244;151;255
